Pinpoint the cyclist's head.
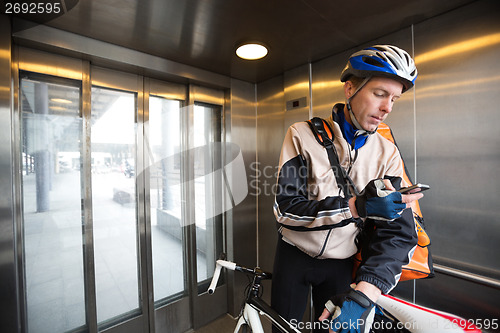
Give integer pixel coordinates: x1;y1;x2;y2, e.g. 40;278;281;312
341;45;417;134
341;45;417;93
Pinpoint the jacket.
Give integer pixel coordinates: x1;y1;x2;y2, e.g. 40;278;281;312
273;103;418;294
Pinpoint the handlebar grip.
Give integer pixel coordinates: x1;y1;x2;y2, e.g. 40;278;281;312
207;265;222;294
217;259;237;271
207;259;237;294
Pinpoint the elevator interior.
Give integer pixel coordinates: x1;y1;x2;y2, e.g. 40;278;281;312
1;0;500;332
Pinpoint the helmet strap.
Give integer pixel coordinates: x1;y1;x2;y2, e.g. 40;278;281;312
345;77;377;135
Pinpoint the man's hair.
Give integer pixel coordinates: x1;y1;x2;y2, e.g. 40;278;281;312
346;76;366;89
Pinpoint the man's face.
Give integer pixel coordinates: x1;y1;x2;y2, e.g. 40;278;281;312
348;77;404;132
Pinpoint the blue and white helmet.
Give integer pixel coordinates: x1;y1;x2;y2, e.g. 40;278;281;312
340;45;417;92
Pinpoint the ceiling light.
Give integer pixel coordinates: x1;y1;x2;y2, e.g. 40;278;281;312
236;43;268;60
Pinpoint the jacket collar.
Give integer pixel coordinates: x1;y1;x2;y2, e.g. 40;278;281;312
332;103;369;150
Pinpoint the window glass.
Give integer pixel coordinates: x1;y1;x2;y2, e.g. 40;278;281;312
193;104;223;288
91;87;140;323
21;77;86;332
148;96;186;302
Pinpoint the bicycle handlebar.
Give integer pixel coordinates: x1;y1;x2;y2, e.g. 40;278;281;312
207;259;237;294
208;256;272;294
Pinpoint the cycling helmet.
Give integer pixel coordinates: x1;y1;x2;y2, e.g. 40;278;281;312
340;45;417;92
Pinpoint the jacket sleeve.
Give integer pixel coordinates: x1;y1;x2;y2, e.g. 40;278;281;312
354;154;419;294
273;125;354;230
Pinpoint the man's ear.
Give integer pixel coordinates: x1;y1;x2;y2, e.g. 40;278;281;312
344;81;354;98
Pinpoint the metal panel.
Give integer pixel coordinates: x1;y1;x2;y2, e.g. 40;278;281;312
374;29;418;183
141;78;155;333
311;50;349;119
226;78;257;316
12;22;231;88
416;272;500;326
155;297;191;332
0;14;19;333
256;75;285;292
91;66;141;92
18;46;83;80
149;78;187;101
81;60;98;333
413;0;500;274
101;315;145;333
411;0;500;319
284;64;311;129
191;84;225;105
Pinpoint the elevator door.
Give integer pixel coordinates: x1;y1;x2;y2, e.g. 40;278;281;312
90;85;141;324
20;73;87;333
17;52;227;333
147;81;227;332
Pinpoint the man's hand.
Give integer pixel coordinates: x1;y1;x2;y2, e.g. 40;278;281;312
353;179;423;221
318;288;376;333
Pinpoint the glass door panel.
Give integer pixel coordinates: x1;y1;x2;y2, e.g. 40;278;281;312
90;86;140;323
20;75;86;332
193;103;223;289
148;96;186;303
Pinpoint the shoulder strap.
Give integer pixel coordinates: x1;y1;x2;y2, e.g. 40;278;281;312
308;117;334;145
307;117;358;197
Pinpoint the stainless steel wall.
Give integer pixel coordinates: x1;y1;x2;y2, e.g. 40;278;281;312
256;75;285;277
227;78;258;316
256;0;500;326
0;14;20;332
413;0;500;322
255;75;286;333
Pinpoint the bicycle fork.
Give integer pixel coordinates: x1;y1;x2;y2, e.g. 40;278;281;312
234;303;265;333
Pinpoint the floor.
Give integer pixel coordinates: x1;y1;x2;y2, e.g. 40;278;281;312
194;314;273;333
194;314;238;333
22;170;209;332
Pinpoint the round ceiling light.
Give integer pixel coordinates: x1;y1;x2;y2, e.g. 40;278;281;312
236;43;268;60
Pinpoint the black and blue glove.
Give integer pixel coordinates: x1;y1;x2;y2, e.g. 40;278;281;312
355;179;406;221
325;289;375;333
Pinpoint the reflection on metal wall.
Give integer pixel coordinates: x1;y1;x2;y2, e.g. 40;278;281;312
0;15;19;332
255;75;285;331
256;76;285;277
227;78;258;316
283;64;311;129
414;0;500;273
413;0;500;321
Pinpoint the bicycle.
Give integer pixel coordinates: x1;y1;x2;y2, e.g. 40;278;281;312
208;254;483;333
207;254;300;333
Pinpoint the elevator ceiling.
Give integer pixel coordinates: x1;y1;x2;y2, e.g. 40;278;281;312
14;0;476;83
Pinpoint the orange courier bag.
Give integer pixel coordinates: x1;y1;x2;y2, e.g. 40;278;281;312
353;123;434;281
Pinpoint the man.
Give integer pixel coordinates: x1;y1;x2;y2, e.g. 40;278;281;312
272;45;422;333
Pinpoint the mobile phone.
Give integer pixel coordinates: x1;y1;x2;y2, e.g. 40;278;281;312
398;183;430;194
